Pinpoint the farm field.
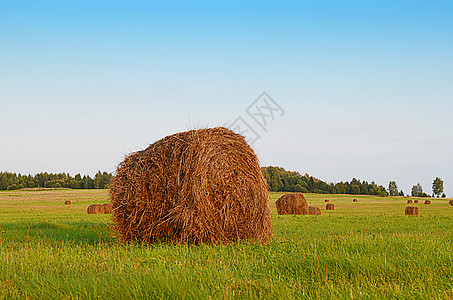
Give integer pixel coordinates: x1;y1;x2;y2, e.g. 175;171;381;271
1;189;452;299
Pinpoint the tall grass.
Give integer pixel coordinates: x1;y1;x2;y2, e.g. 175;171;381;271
1;189;452;299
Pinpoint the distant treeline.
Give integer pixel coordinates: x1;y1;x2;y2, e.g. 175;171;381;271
261;166;392;196
0;166;436;198
0;171;113;190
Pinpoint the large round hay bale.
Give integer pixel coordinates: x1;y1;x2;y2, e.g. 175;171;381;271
405;206;418;215
326;203;334;210
414;199;419;203
449;200;453;206
87;204;104;214
275;193;308;215
308;206;322;215
424;200;431;205
64;200;71;205
110;127;272;245
407;199;413;203
102;203;113;214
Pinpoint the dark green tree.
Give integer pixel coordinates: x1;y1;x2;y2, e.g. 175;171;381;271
70;180;82;189
7;184;17;190
84;176;95;189
388;181;398;196
350;185;360;195
378;185;389;197
411;183;423;197
94;171;105;189
360;184;369;195
295;184;309;193
0;173;8;190
432;177;444;198
335;183;346;194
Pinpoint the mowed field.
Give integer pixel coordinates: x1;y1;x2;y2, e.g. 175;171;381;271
1;189;452;299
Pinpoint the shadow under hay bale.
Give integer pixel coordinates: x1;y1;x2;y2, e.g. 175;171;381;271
87;204;104;214
64;200;71;205
102;203;113;214
407;199;413;203
110;127;272;245
326;203;335;210
414;200;419;203
308;206;322;215
405;206;419;215
424;200;431;205
449;200;453;206
275;193;308;215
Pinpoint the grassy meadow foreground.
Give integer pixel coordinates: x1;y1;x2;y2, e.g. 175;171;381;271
1;189;452;299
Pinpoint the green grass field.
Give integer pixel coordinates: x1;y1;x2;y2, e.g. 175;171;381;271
1;189;452;299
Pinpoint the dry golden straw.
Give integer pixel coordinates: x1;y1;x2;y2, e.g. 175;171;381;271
275;193;308;215
87;204;104;214
102;203;113;214
308;206;322;215
405;206;418;215
326;203;334;210
109;127;272;245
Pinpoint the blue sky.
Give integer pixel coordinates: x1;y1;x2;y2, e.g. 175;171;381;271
1;1;452;196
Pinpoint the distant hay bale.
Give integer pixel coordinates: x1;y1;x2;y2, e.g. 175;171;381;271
308;206;322;215
324;199;329;202
405;206;419;215
109;127;272;245
353;199;358;202
449;200;453;206
87;204;104;214
275;193;308;215
102;203;113;214
424;200;431;205
414;200;419;203
64;200;71;205
407;199;413;203
326;203;335;210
